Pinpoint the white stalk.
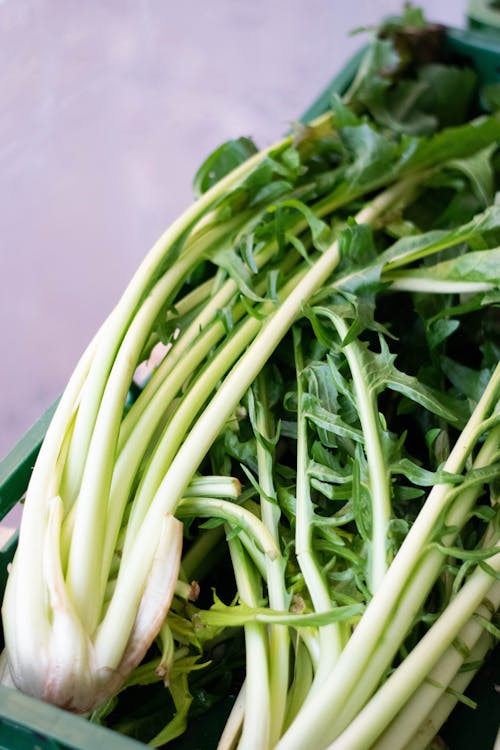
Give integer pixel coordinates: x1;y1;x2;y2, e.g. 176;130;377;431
217;681;245;750
121;313;264;555
373;580;500;749
97;318;229;593
401;631;495;750
385;278;494;294
2;339;95;694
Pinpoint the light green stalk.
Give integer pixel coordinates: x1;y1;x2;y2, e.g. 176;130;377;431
93;252;303;615
254;375;290;744
93;265;305;668
65;243;214;632
177;496;279;560
227;536;271;750
114;231;311;560
2;134;297;711
117;250;305;565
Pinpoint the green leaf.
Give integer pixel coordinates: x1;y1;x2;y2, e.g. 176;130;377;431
402;114;500;173
431;543;500;562
331;93;361;128
481;82;500;113
335;124;403;199
393;248;500;286
382;203;500;271
440;357;493;403
425;679;478;710
239;464;276;506
302;395;364;443
198;518;225;530
356;334;467;425
351;451;372;543
193;137;258;197
394;485;425;501
249;179;293;208
308;459;352;486
149;672;193;746
447;144;497;208
368;78;437;136
336;204;500;296
427;319;460;350
210;246;263;302
196;600;364;628
281;146;302;175
390;458;463;487
216;304;235;335
337;222;378;274
240;232;259;273
413;64;477;130
343;38;400;112
473;614;500;639
224;430;258;474
275;199;333;251
426;290;499;324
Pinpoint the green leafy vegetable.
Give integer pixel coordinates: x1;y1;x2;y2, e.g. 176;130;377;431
1;8;499;750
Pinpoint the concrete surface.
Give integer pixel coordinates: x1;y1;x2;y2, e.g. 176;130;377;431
1;0;464;461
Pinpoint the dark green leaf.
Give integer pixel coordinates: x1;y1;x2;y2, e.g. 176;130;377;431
447;144;496;208
402;115;500;173
390;458;463;486
427;319;460;350
440;357;493;403
383;203;500;271
193;137;258;197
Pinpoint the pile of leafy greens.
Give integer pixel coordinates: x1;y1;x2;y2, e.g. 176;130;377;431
2;7;499;750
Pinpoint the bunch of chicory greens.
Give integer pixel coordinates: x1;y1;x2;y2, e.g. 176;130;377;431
2;8;499;750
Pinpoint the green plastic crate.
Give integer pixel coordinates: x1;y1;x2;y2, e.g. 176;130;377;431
1;21;500;750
